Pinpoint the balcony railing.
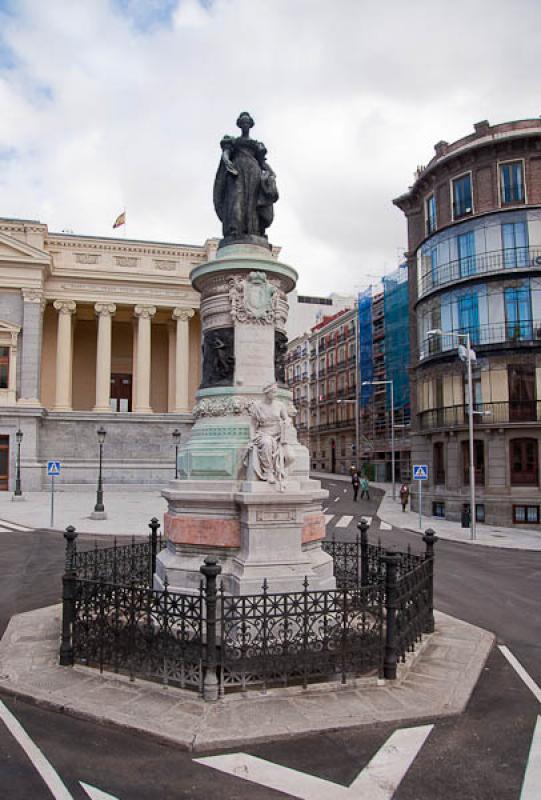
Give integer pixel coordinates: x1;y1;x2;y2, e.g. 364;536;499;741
418;401;541;431
419;245;541;299
419;319;541;360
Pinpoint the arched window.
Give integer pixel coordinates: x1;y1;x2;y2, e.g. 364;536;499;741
510;438;539;486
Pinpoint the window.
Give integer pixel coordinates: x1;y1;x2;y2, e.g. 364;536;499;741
430;247;438;286
505;286;532;340
458;292;479;343
458;231;476;277
513;505;540;524
432;502;445;518
0;346;9;389
433;442;445;484
508;366;536;421
510;438;538;485
426;194;437;234
502;221;528;268
500;161;525;205
452;174;473;219
462;440;485;486
463;503;485;523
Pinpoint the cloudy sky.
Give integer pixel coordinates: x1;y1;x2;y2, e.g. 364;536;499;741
0;0;539;295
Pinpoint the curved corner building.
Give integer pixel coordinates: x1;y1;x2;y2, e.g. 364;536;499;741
394;118;541;527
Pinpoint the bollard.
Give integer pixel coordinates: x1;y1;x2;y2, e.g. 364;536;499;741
423;528;438;634
59;525;78;666
381;551;401;680
200;556;222;702
148;517;160;586
358;518;369;586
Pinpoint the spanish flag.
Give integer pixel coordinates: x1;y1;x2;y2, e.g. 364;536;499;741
113;211;126;229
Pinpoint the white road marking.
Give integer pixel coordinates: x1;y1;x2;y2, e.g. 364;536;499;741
334;497;340;503
360;516;372;526
0;518;32;531
343;488;348;493
380;521;392;530
336;516;353;528
0;699;74;800
324;515;335;524
521;716;541;800
81;781;121;800
499;646;541;704
196;723;433;800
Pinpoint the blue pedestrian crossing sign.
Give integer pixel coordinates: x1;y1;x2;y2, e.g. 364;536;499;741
47;461;61;476
413;464;428;481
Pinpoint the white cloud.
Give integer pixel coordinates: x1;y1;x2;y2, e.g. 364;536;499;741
0;0;539;294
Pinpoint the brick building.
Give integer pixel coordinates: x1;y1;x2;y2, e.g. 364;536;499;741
394;118;541;526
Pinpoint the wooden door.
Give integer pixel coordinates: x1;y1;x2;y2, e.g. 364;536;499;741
110;374;133;412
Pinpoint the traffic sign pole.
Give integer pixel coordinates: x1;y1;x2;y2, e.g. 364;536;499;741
418;478;422;530
50;474;55;528
412;465;428;531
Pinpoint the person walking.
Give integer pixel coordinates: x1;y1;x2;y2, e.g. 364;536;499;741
352;471;360;502
360;476;370;500
399;483;410;512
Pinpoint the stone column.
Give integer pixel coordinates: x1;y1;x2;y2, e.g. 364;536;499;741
133;305;156;413
172;307;194;413
93;303;116;412
53;300;76;411
19;290;46;406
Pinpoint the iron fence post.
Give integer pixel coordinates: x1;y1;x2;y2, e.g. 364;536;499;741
382;551;400;680
59;525;78;666
423;528;438;633
358;518;369;586
148;517;160;586
200;556;222;702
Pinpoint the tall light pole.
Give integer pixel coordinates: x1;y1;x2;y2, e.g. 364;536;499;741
93;426;107;517
362;379;395;501
14;428;23;498
172;428;181;479
337;399;359;472
427;329;477;541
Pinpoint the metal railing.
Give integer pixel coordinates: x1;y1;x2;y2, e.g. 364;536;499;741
419;319;541;360
418;400;541;430
60;520;437;698
419;245;541;299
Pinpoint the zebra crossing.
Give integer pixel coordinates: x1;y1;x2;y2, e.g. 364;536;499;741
323;513;373;530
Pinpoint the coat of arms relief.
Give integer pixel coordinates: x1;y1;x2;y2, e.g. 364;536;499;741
229;271;287;326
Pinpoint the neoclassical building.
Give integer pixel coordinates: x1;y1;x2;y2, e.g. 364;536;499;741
395;118;541;526
0;216;214;490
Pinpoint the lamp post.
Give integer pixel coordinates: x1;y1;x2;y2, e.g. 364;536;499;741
14;428;23;497
362;379;395;501
427;329;477;541
172;428;181;479
94;426;107;516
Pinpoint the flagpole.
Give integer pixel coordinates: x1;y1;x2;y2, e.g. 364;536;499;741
123;207;126;239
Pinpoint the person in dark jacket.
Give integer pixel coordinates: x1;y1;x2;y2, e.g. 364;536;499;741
352;471;360;501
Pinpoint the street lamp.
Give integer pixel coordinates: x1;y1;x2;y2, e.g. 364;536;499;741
14;428;23;498
362;379;396;501
172;428;181;479
94;426;107;516
427;329;478;541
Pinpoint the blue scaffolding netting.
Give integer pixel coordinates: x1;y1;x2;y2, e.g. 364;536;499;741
358;288;373;408
383;263;410;411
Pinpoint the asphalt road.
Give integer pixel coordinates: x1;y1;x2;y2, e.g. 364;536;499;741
0;483;539;799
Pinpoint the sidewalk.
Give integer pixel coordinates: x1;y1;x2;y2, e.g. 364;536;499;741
0;490;167;537
0;603;494;752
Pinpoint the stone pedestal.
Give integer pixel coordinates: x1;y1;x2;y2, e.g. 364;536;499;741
156;242;334;594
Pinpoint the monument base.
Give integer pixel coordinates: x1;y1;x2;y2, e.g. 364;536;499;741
155;478;335;595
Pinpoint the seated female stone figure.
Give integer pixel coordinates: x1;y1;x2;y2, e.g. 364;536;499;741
245;383;292;490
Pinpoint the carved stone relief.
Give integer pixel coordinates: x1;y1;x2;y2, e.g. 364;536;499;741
76;253;99;264
229;271;286;325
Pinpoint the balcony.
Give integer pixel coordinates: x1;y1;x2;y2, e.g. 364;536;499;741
418;401;541;431
312;419;356;433
419;245;541;300
419;320;541;361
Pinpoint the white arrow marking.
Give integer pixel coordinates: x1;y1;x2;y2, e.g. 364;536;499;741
499;646;541;704
521;716;541;800
195;724;433;800
0;699;74;800
80;781;121;800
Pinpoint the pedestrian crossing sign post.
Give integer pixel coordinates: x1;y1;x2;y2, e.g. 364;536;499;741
412;465;428;529
47;461;61;528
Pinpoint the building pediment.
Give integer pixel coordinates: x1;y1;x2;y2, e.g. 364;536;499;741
0;232;50;265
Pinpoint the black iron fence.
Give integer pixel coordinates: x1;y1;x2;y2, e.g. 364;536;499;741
60;518;438;700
